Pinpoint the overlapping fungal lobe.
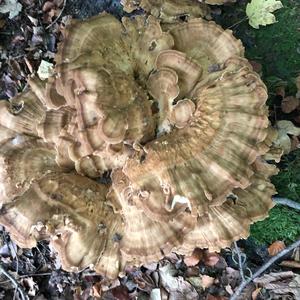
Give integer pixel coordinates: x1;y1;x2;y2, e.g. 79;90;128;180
0;136;60;203
260;126;284;163
0;171;124;278
116;18;275;252
169;19;244;74
121;0;211;23
52;64;156;176
0;125;16;143
108;169;196;266
50;13;161;176
198;0;236;5
0;89;45;136
0;14;158;177
121;15;175;81
176;159;277;254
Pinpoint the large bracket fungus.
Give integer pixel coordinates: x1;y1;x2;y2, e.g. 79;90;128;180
0;12;279;278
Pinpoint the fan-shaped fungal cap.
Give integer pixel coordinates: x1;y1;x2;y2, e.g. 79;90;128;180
0;89;45;136
169;18;244;74
170;99;196;128
176;159;277;253
122;15;174;80
0;136;60;203
108;169;196;265
155;50;203;98
0;172;124;278
26;76;67;110
0;125;16;143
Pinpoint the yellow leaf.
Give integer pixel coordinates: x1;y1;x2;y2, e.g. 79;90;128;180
246;0;283;29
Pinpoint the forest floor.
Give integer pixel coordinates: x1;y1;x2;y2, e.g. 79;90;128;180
0;0;299;299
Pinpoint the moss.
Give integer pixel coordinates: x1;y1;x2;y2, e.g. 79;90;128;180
245;0;300;95
250;149;300;244
216;0;300;95
215;0;300;245
250;206;300;244
272;149;300;201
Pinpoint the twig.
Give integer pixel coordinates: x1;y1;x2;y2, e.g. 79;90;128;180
233;242;246;282
0;272;52;286
227;17;248;29
273;197;300;211
9;241;19;300
0;265;28;300
46;0;67;30
230;238;300;300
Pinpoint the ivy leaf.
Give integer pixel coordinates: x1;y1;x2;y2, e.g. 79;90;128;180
246;0;283;29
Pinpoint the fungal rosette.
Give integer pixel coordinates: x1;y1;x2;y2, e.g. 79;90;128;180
0;12;278;278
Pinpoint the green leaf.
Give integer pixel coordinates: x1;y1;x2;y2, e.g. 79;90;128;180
246;0;283;29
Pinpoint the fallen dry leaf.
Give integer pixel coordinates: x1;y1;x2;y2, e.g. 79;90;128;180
184;248;204;267
292;247;300;262
111;286;130;300
150;288;161;300
290;136;300;151
281;96;300;113
249;60;262;74
254;271;300;299
159;262;198;299
279;260;300;269
275;86;285;98
0;18;5;29
203;251;220;267
224;284;234;295
42;0;63;23
268;241;286;256
254;271;294;283
221;267;240;289
251;287;262;300
92;282;102;299
20;277;38;297
274;120;300;154
187;275;215;290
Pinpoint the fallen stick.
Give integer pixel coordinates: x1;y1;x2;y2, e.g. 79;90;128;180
233;241;246;282
46;0;67;29
273;197;300;211
0;265;28;300
230;238;300;300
